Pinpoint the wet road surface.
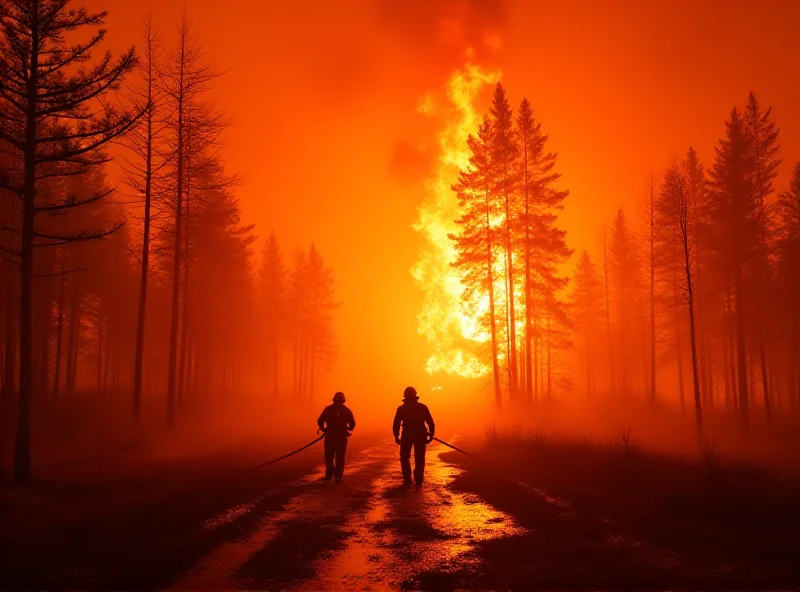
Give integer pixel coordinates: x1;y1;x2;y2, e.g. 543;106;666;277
175;438;526;590
5;434;798;589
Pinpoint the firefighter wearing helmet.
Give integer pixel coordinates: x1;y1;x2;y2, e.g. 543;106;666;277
392;386;436;486
317;391;356;481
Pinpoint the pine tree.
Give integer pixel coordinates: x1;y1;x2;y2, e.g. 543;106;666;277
258;231;287;398
0;0;139;484
658;160;703;438
450;116;503;407
645;173;658;404
571;250;603;396
303;245;338;401
609;210;642;394
124;16;164;420
602;228;615;393
490;83;520;398
744;92;781;419
288;245;338;402
160;13;218;427
707;107;758;428
516;97;569;403
685;147;713;406
187;157;254;401
776;163;800;407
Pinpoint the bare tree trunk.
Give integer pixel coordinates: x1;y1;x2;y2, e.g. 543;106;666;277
133;62;155;419
309;340;316;403
292;327;299;400
166;23;189;430
192;343;200;402
484;191;502;409
722;306;731;409
14;35;39;483
177;226;190;407
734;269;749;428
3;271;16;400
726;293;738;410
686;268;703;441
53;254;66;402
298;330;306;401
273;339;279;398
533;297;539;402
649;177;657;404
759;342;771;420
603;231;615;394
37;290;50;399
96;311;103;392
546;311;552;399
674;297;685;413
65;283;80;398
678;190;703;441
523;139;533;403
103;322;110;393
503;185;518;398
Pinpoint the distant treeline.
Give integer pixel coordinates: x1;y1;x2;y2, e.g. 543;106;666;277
451;82;799;440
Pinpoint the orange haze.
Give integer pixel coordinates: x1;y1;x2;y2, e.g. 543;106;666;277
87;0;800;410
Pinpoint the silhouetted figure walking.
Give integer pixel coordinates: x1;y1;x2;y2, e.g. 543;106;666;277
393;386;435;486
317;392;355;481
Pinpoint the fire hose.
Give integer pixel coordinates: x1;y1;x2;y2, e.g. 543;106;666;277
242;433;326;471
242;432;473;472
432;436;473;456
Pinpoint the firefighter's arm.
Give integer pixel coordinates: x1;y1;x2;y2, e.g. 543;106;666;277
392;409;402;443
347;409;356;431
425;408;436;437
317;409;327;431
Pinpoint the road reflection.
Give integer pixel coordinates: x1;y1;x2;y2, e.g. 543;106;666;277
298;442;526;590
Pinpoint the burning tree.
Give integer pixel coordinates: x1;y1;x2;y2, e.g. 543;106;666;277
425;77;571;407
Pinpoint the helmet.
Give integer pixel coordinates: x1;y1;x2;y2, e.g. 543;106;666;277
403;386;418;400
332;392;346;403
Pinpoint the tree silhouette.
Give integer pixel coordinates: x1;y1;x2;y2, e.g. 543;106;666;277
122;16;165;420
0;0;140;484
258;230;287;398
489;84;520;398
571;250;603;396
451;116;503;407
160;12;218;428
744;92;781;419
707;107;758;427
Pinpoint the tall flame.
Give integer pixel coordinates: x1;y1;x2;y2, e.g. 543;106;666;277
411;62;501;378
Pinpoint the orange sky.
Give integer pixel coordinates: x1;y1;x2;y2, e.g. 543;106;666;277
88;0;800;403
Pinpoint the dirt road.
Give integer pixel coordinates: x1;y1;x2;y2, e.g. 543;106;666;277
3;434;799;590
175;437;524;590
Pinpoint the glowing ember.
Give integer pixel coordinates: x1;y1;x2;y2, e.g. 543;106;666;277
411;62;501;378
